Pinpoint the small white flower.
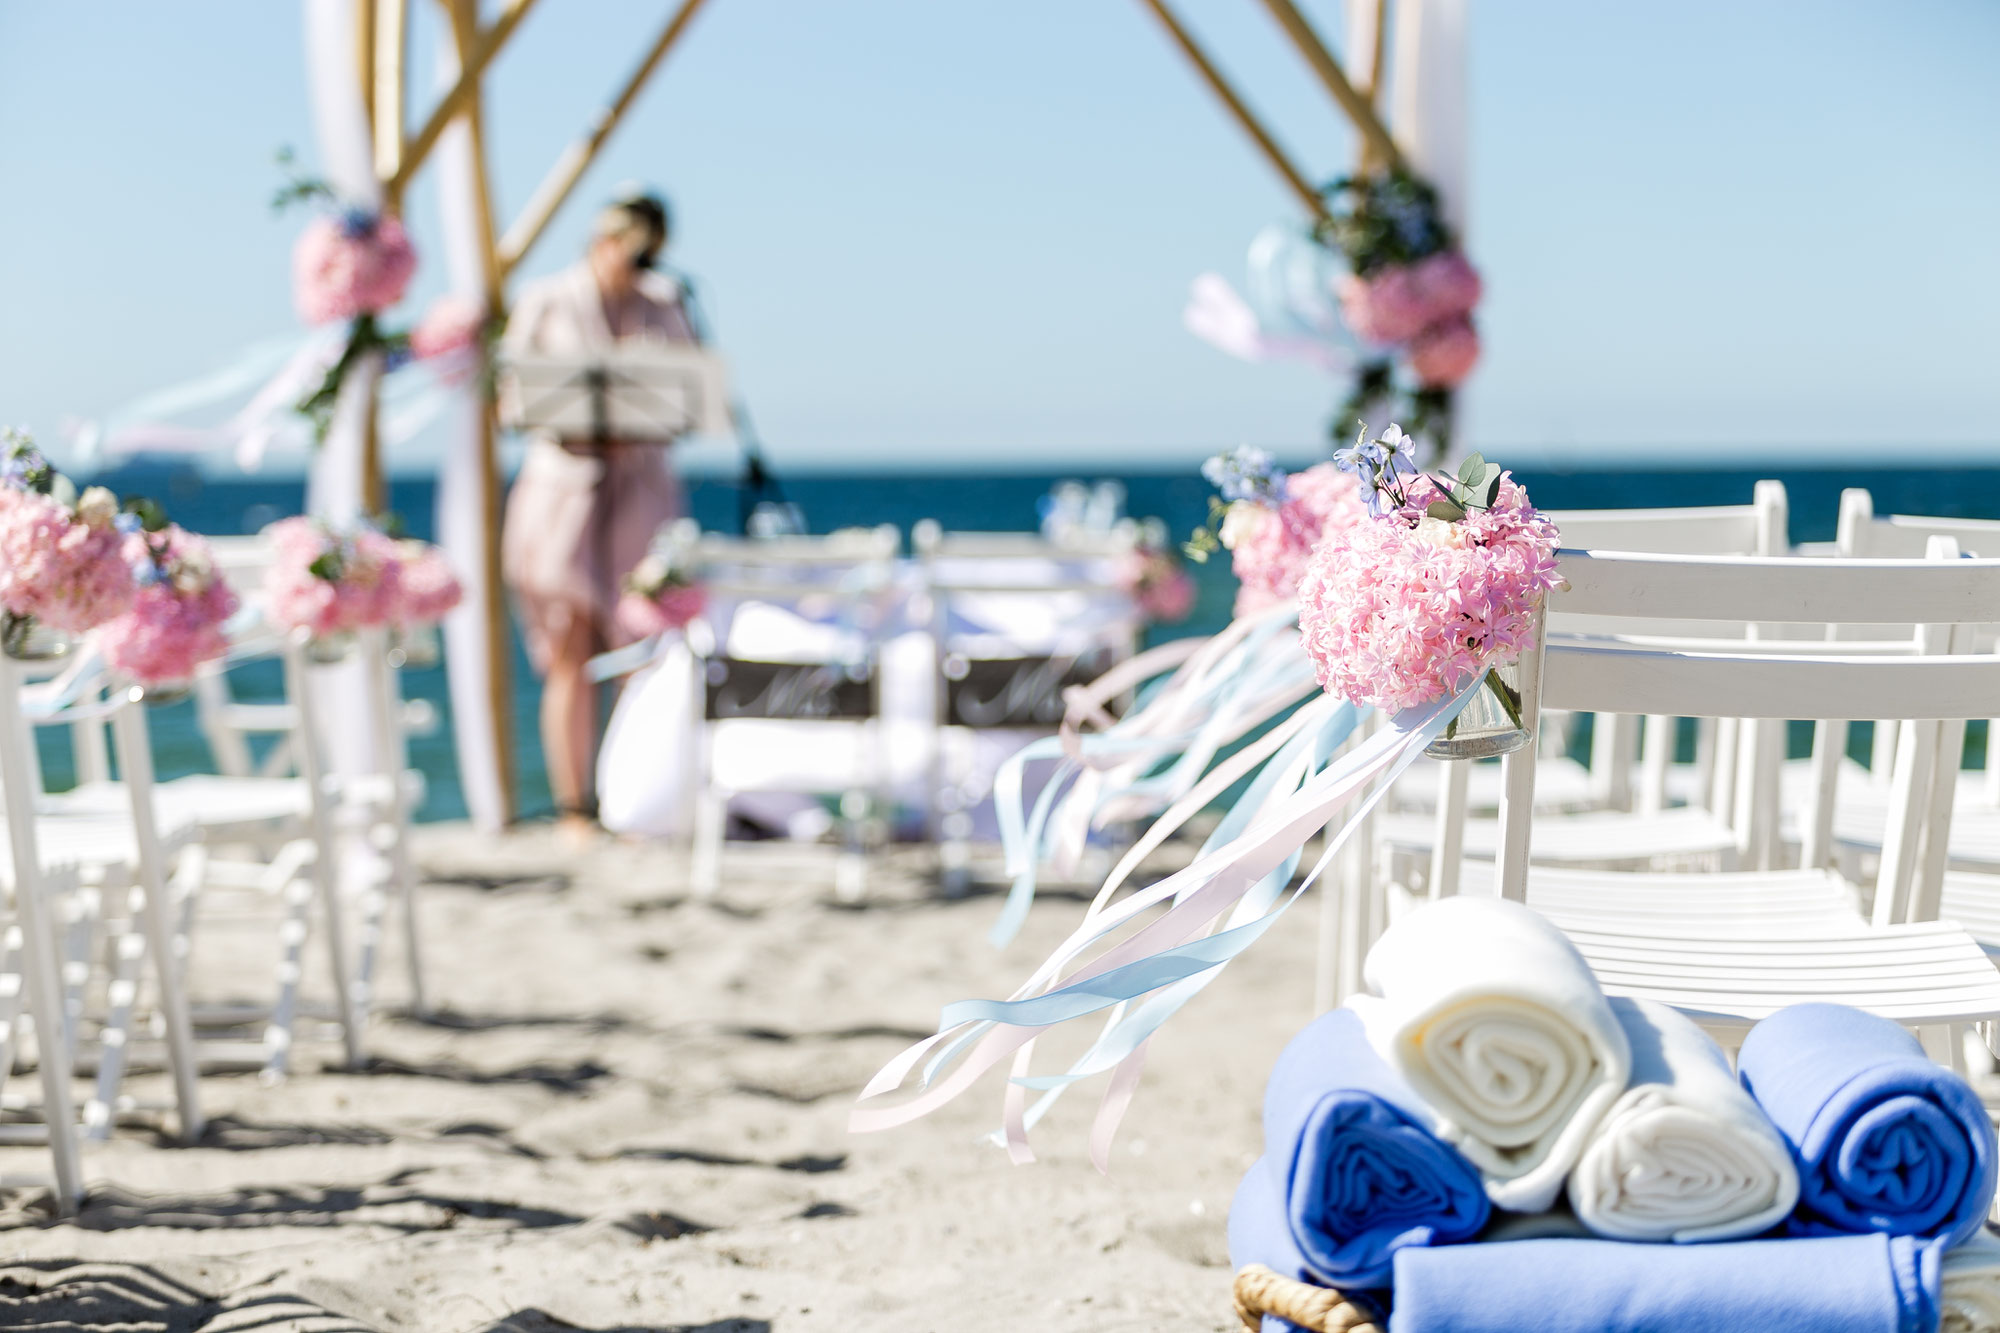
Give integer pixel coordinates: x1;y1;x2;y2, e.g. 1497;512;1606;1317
630;553;669;591
1411;515;1471;549
1218;501;1263;551
76;486;119;530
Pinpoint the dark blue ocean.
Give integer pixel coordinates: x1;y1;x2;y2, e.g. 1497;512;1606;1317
56;461;2000;821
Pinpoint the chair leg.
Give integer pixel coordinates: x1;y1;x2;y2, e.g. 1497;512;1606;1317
390;821;426;1015
262;868;316;1082
834;789;867;904
319;850;364;1071
691;786;726;900
84;904;145;1142
14;872;86;1212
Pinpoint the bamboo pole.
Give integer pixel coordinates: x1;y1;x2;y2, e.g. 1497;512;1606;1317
1134;0;1331;225
389;0;541;198
496;0;714;278
355;0;377;139
444;0;518;822
1253;0;1404;173
1349;0;1390;172
357;0;389;516
373;0;409;193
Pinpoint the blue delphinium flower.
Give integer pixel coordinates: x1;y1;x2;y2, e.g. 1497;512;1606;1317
336;206;379;240
114;511;143;536
1201;446;1289;507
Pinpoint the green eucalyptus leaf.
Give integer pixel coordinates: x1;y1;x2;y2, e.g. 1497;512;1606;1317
49;474;77;512
1457;452;1485;485
1426;499;1465;522
1481;472;1503;507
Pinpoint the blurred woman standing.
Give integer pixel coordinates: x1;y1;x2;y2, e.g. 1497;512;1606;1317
501;190;694;838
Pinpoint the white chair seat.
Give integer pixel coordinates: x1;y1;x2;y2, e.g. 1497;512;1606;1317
1378;806;1738;866
1504;864;1863;933
1938;872;2000;954
0;812;144;875
46;776;311;840
1559;919;2000;1032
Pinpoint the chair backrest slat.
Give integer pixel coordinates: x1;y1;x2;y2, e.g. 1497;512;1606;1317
1555;549;2000;625
1543;645;2000;721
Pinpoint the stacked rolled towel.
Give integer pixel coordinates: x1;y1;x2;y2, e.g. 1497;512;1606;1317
1738;1003;1998;1246
1389;1233;1941;1333
1567;997;1800;1241
1942;1229;2000;1333
1228;1007;1489;1307
1351;896;1631;1211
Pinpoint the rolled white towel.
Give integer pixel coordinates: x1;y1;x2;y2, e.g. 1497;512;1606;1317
1355;896;1631;1212
1568;997;1799;1242
1943;1229;2000;1333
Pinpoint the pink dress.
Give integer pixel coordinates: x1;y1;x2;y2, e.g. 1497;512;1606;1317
500;263;696;669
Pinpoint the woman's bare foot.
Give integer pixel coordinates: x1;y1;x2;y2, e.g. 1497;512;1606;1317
557;810;600;849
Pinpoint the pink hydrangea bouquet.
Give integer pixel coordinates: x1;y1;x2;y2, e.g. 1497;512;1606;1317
409;294;489;385
293;209;417;326
1323;175;1483;392
262;516;403;640
99;525;240;685
1298;423;1563;718
1187;447;1365;616
0;431;139;653
387;539;463;626
1117;528;1196;625
615;550;707;640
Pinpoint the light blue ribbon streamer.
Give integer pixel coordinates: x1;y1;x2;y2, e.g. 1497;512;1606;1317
929;674;1480;1100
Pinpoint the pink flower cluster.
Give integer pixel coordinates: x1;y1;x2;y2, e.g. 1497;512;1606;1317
409;294;486;374
1296;473;1563;712
1229;462;1366;616
293;212;417;326
0;487;136;635
99;527;240;685
1118;547;1196;624
262;517;402;637
616;584;707;640
1336;250;1483;388
391;540;464;626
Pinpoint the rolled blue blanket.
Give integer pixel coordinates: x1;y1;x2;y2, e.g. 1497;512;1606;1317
1228;1008;1488;1301
1389;1234;1941;1333
1738;1003;1997;1247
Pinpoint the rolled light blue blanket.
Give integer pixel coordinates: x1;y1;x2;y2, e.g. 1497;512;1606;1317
1228;1008;1488;1301
1389;1234;1941;1333
1738;1003;1997;1247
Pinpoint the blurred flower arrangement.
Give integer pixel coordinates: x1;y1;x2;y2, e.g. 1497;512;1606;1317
100;523;240;687
1184;446;1364;616
1297;423;1561;722
616;549;707;640
1117;520;1196;625
262;515;403;643
1315;172;1483;455
275;150;421;442
408;294;496;387
0;429;142;657
389;537;465;627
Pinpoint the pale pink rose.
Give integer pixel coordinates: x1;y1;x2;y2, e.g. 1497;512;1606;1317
616;583;706;639
388;540;463;625
0;487;137;634
1409;315;1481;388
1337;264;1431;345
1230;462;1366;617
1118;548;1196;624
293;212;417;325
1409;250;1483;324
1297;472;1563;712
98;526;239;684
409;294;486;374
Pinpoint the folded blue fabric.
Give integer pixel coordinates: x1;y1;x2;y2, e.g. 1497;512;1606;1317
1389;1234;1941;1333
1228;1007;1488;1302
1738;1003;1997;1247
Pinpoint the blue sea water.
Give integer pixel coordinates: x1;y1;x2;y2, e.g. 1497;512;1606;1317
55;460;2000;821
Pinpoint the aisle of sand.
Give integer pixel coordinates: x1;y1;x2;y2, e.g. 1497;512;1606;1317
0;825;1323;1332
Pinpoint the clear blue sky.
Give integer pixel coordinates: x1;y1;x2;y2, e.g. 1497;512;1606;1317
1;1;1994;475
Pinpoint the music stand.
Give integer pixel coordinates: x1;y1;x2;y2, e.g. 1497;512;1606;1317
499;345;731;622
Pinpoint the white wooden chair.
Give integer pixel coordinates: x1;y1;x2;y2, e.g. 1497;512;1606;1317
912;519;1144;892
1457;543;2000;1058
683;524;905;901
1377;482;1793;880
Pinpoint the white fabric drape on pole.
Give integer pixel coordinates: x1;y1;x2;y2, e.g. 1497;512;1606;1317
433;43;508;832
1391;0;1470;232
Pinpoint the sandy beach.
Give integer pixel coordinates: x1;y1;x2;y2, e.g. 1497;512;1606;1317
0;826;1312;1332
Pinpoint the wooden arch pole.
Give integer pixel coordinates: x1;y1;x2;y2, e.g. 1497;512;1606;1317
1252;0;1404;173
442;0;518;822
1135;0;1331;225
496;0;713;279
